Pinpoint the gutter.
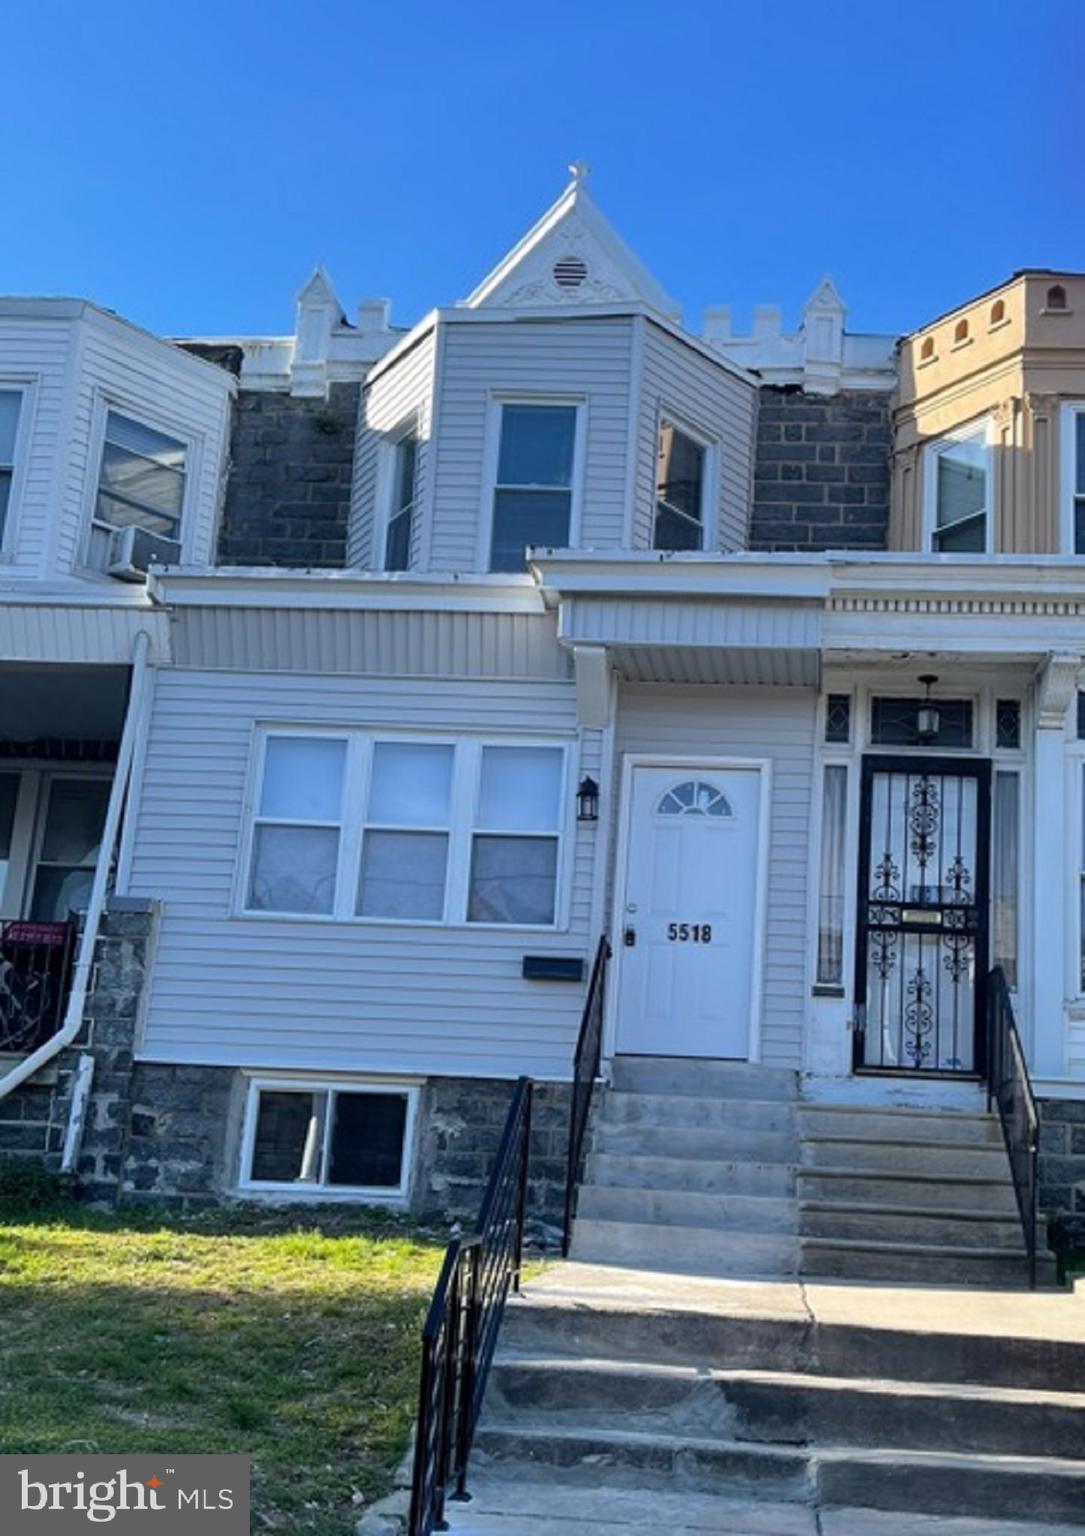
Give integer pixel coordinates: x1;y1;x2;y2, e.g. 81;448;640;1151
0;628;151;1104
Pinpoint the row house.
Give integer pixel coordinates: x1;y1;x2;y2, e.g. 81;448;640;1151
0;173;1083;1270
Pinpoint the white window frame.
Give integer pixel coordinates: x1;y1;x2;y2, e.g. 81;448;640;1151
1059;401;1085;556
243;731;350;917
237;727;574;931
81;394;199;572
652;404;719;553
0;379;35;561
237;1075;419;1203
922;417;994;555
377;417;420;572
477;394;587;572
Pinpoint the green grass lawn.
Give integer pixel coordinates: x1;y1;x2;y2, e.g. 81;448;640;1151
0;1198;444;1534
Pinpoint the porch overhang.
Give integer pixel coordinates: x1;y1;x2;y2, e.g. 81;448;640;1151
0;588;169;665
531;551;826;694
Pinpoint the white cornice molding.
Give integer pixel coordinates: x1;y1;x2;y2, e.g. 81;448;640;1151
149;568;547;614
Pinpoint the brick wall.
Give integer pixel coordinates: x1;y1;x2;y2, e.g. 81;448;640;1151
215;383;360;567
749;386;892;552
1039;1097;1085;1250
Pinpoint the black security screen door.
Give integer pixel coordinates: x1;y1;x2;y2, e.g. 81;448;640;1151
854;756;991;1075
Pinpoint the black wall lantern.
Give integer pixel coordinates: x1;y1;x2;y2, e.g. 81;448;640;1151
916;674;940;743
576;775;600;822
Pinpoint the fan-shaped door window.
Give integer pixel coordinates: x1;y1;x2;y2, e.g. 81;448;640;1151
657;780;733;817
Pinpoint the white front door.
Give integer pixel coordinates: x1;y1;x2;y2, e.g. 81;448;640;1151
615;763;764;1059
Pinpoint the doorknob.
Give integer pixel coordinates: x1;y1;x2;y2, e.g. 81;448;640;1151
623;926;637;948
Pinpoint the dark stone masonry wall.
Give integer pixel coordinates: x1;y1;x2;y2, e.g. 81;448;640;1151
215;383;360;567
748;386;892;552
1039;1098;1085;1249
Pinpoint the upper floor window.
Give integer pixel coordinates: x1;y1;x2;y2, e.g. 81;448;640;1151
1061;403;1085;554
89;410;186;569
654;421;707;551
384;432;417;572
489;402;578;572
0;391;22;548
925;423;991;554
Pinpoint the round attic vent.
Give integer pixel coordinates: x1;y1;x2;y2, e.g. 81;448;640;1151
552;255;588;290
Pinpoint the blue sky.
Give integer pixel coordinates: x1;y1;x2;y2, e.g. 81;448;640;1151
4;0;1082;343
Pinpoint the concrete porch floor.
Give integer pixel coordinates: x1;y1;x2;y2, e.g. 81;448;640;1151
522;1261;1085;1344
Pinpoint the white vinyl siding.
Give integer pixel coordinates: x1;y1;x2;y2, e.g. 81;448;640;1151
126;668;600;1080
350;330;436;570
634;323;755;551
430;317;635;569
0;304;231;577
615;683;816;1068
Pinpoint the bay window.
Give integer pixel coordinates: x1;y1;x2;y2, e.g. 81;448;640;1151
926;423;991;553
654;420;707;550
243;731;569;927
89;409;187;570
0;390;22;547
489;402;579;572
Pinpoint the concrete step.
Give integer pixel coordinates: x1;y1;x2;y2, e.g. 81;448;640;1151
797;1167;1018;1213
801;1136;1008;1177
798;1105;1003;1145
800;1236;1053;1288
798;1200;1026;1250
578;1185;797;1233
604;1091;796;1132
592;1120;798;1164
587;1151;796;1198
472;1426;1085;1523
486;1355;1085;1459
570;1219;799;1277
611;1057;798;1101
502;1298;1085;1391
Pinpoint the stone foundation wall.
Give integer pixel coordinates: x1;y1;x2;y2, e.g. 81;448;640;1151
1039;1097;1085;1249
412;1078;572;1243
215;383;360;567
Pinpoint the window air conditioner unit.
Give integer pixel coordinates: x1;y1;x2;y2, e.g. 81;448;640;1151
106;524;182;583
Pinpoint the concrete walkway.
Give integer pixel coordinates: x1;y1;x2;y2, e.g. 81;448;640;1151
525;1261;1085;1343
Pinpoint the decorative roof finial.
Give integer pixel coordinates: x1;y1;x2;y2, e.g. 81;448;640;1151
568;159;591;186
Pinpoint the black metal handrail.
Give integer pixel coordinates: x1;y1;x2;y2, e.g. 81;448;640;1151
986;965;1040;1289
0;919;76;1054
408;1075;533;1536
563;936;611;1257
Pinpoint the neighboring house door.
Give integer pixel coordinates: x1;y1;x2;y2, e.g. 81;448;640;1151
853;756;991;1075
614;762;764;1059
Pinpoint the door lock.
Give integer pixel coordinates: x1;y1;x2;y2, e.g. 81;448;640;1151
623;926;637;948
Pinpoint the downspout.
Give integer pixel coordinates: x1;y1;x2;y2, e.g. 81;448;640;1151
0;627;152;1103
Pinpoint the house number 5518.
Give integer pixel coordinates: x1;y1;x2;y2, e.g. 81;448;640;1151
667;923;712;942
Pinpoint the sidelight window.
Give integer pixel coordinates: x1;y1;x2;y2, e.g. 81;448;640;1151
992;771;1019;991
816;765;848;987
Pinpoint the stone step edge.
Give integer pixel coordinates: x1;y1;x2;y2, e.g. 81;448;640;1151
800;1235;1030;1261
799;1104;996;1124
798;1198;1023;1225
475;1423;1085;1477
798;1165;1015;1187
803;1134;1006;1153
490;1356;1085;1409
573;1218;798;1242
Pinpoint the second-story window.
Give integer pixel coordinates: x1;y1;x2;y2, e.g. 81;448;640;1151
90;410;186;569
927;425;990;553
384;432;417;572
1062;404;1085;554
654;421;706;550
0;390;22;547
490;403;577;572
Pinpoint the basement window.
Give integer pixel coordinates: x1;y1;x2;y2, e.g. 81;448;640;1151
240;1080;416;1199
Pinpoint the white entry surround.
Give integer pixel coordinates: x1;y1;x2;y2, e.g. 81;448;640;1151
610;757;769;1061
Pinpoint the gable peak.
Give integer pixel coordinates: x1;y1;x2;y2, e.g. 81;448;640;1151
462;170;680;320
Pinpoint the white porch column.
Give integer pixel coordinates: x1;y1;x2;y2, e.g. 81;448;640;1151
1031;653;1080;1077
